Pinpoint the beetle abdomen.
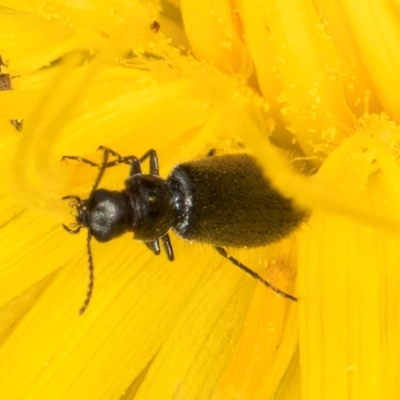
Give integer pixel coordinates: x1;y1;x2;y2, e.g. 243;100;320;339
169;154;305;247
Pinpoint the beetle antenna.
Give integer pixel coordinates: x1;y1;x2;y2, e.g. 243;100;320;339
214;246;298;301
79;231;95;315
77;149;109;314
88;148;110;201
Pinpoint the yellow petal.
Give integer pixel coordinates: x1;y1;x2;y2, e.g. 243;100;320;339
298;121;400;399
181;0;253;76
213;238;299;400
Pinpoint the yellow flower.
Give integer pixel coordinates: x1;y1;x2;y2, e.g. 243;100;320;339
0;1;399;400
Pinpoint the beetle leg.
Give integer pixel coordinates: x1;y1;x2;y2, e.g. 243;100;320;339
145;239;161;256
139;149;159;175
61;155;99;168
214;246;298;302
162;234;174;261
207;148;216;157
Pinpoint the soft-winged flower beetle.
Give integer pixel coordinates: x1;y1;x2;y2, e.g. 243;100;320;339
62;146;306;314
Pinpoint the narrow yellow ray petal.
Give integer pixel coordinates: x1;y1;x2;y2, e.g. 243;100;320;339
0;236;235;400
239;0;283;107
181;0;253;76
298;131;400;399
240;0;355;155
339;0;400;122
0;211;64;310
213;239;299;400
133;255;255;400
314;0;383;116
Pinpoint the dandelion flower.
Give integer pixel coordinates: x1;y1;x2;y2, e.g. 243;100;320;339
0;1;399;400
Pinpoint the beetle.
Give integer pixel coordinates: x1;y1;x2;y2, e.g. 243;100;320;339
62;146;306;313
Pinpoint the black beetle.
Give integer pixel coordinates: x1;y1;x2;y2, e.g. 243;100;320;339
62;147;305;313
